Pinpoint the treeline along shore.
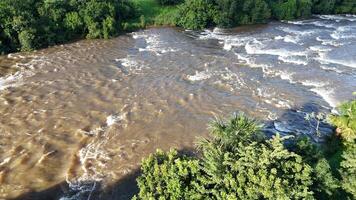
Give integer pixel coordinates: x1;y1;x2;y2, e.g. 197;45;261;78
1;0;356;54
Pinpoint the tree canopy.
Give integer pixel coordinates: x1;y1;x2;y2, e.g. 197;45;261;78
0;0;134;54
134;101;356;200
1;0;356;53
175;0;356;29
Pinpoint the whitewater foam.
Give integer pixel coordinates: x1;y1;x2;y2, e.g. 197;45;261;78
309;45;332;52
116;57;148;75
278;26;319;36
106;114;126;127
187;70;212;81
64;110;129;199
256;88;292;109
300;80;327;88
317;15;356;22
0;68;36;91
316;52;356;69
132;32;178;55
311;87;338;108
278;55;308;65
245;40;307;57
198;29;253;51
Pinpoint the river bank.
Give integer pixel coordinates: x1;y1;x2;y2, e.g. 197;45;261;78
0;15;355;199
2;0;356;55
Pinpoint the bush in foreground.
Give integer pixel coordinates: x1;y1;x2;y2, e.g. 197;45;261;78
134;100;356;199
329;100;356;199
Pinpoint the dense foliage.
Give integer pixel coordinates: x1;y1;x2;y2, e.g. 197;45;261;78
214;0;271;26
329;100;356;142
0;0;134;54
134;100;356;199
335;0;356;14
196;117;314;199
175;0;356;29
268;0;313;20
312;0;337;14
329;100;356;199
176;0;218;30
157;0;183;5
1;0;356;53
134;150;202;199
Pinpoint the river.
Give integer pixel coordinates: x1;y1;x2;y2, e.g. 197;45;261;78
0;15;355;199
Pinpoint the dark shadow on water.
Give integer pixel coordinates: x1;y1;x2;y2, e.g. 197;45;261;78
97;147;196;200
10;148;196;200
9;171;139;200
10;182;69;200
263;101;335;142
97;169;140;200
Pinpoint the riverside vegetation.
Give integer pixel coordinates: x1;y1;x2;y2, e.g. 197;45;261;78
133;100;356;199
0;1;355;199
1;0;356;54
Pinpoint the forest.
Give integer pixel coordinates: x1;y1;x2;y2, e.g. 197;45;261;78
1;0;356;54
0;0;135;54
175;0;356;29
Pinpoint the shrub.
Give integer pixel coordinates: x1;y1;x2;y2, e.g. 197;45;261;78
313;159;340;197
134;149;202;200
330;100;356;198
139;15;146;28
64;12;84;32
329;100;356;142
288;136;341;198
18;29;36;51
339;141;356;199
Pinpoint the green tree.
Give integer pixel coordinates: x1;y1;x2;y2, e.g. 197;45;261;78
289;136;340;198
312;0;336;14
269;0;297;20
340;142;356;199
214;0;271;27
335;0;356;14
64;12;84;32
18;28;36;51
0;0;134;53
197;115;314;199
176;0;218;30
330;100;356;198
135;114;320;199
329;100;356;142
296;0;313;18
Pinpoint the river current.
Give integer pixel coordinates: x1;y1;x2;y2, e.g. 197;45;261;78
0;15;355;199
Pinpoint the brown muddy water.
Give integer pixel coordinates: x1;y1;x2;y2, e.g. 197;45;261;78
1;15;356;199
